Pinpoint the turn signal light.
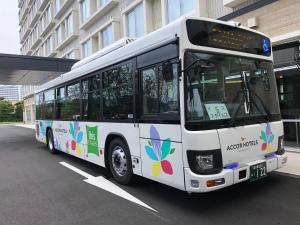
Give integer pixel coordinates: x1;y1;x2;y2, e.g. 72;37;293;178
206;178;225;187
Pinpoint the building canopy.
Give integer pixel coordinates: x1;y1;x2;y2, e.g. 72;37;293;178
0;54;77;85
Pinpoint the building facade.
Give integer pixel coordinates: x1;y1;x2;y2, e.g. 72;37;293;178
19;0;229;59
0;85;21;102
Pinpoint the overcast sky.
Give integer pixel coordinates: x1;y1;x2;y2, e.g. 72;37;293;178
0;0;20;54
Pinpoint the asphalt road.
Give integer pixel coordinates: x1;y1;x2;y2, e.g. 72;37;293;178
0;125;299;225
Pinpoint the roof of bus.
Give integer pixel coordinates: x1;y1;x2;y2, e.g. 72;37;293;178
36;16;270;94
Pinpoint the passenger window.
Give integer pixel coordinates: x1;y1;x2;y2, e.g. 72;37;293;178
35;93;44;120
44;89;55;120
142;67;159;114
102;63;134;120
141;61;179;117
82;75;101;121
65;82;81;120
56;87;66;120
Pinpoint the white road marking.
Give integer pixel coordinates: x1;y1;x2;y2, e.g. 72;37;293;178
59;162;94;179
59;161;157;213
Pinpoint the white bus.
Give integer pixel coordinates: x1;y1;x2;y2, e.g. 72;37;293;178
35;16;287;192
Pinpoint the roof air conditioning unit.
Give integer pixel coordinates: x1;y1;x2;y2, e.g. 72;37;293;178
71;37;135;70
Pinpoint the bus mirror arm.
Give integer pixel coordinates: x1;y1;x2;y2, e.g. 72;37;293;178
181;59;200;73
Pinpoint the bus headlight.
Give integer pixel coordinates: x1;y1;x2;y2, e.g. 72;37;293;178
187;150;223;175
276;135;285;155
196;155;214;170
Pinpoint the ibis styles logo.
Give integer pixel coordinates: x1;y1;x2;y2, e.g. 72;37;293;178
260;124;274;152
145;125;175;176
86;126;99;156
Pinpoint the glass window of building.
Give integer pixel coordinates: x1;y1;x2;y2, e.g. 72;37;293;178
127;3;144;38
55;0;61;13
65;13;73;36
65;51;75;59
83;39;92;57
167;0;195;23
56;25;62;46
101;24;113;48
46;35;53;54
81;0;90;22
47;5;52;23
99;0;109;7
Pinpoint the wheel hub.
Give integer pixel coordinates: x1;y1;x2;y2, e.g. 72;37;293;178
112;146;127;177
48;134;53;150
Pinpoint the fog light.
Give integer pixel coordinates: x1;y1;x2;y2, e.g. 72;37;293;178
191;180;199;188
276;135;285;155
207;178;225;187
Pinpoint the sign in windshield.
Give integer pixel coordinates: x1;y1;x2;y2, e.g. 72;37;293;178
186;19;271;56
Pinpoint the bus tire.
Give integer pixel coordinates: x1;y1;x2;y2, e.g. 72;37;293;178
108;138;134;185
46;129;57;154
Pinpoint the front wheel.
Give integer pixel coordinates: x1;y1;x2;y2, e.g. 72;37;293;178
108;138;134;185
47;129;57;154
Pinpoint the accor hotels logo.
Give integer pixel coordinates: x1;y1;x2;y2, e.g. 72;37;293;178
226;137;259;151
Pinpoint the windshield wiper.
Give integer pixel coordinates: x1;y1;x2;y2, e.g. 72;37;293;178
227;89;272;127
227;90;244;127
251;89;272;121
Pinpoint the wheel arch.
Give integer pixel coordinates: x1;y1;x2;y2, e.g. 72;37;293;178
104;132;130;169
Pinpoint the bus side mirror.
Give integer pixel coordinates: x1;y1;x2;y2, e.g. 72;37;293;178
162;62;173;82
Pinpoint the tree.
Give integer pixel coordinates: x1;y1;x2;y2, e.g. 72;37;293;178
15;101;24;121
0;100;15;122
0;100;14;115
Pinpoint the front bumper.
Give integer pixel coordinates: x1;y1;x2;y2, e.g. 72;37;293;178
184;153;288;193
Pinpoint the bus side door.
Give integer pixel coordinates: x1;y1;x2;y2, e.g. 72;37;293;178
138;63;185;191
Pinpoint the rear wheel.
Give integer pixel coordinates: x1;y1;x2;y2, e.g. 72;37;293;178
108;138;134;185
47;129;57;154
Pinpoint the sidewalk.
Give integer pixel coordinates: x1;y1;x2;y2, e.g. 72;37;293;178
13;123;35;130
276;152;300;176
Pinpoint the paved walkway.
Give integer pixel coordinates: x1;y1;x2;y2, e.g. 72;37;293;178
11;124;300;177
13;123;35;130
277;152;300;176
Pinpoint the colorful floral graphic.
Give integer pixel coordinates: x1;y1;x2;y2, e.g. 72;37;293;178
69;121;83;157
39;120;53;143
54;138;61;150
145;125;175;176
65;141;70;154
260;123;274;151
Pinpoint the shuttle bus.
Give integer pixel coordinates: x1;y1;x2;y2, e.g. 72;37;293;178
35;17;287;192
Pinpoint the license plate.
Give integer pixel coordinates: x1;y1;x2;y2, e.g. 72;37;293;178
250;162;267;182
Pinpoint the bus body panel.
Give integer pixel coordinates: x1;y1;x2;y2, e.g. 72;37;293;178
139;124;185;190
181;129;221;168
218;121;283;166
36;120;142;176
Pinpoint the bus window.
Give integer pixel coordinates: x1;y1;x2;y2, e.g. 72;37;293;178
44;89;55;119
102;63;134;120
35;92;44;120
82;75;101;121
141;61;179;118
66;82;81;120
56;87;66;120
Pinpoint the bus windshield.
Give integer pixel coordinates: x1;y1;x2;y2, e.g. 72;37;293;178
184;51;281;130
